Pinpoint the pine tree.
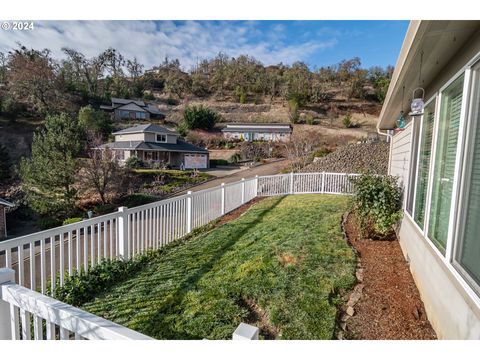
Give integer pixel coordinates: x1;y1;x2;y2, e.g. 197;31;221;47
20;113;85;218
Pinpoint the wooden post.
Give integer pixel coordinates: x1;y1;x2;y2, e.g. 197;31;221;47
118;207;129;260
321;172;326;194
0;268;15;340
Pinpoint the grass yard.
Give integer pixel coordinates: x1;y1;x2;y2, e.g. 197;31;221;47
81;195;357;339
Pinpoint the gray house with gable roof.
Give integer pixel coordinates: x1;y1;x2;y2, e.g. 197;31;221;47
100;98;165;121
99;124;209;169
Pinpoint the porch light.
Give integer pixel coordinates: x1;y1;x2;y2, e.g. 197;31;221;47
409;87;425;116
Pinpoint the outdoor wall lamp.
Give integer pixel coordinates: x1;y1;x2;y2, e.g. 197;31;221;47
409;87;425;116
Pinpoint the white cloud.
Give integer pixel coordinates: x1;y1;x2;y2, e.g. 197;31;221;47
0;20;337;70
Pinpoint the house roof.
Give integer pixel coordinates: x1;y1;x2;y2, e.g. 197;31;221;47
0;198;13;207
111;98;146;107
113;124;179;136
103;98;165;117
378;20;480;130
222;123;293;133
99;140;209;154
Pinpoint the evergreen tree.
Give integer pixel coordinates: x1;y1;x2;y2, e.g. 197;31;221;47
20;113;85;218
0;143;11;181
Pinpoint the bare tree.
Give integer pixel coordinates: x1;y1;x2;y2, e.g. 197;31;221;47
81;136;123;204
283;131;322;172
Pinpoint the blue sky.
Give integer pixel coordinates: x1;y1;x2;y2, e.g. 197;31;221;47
0;20;409;70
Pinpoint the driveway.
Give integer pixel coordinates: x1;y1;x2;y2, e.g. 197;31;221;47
176;158;290;194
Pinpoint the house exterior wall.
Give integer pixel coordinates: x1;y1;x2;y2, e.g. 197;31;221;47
398;214;480;339
115;133;146;142
223;131;291;142
390;123;413;197
113;109;150;121
0;205;6;239
143;133;177;144
387;33;480;339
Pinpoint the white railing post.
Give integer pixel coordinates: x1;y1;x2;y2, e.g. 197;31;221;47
221;183;226;215
187;191;193;233
232;323;259;340
118;207;129;261
255;175;259;196
241;178;245;204
321;172;326;194
0;268;15;340
290;172;294;194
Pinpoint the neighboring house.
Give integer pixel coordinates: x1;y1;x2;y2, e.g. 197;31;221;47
221;123;293;142
99;124;209;169
100;98;165;121
0;198;13;240
378;20;480;339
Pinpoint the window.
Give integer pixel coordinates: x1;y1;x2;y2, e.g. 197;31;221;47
156;134;167;143
135;112;146;119
120;110;130;119
455;62;480;291
413;100;436;228
428;74;464;253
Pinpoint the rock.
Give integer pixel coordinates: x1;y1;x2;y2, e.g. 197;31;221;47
347;291;362;307
412;307;420;320
356;269;364;282
346;306;355;316
340;322;347;331
302;142;389;174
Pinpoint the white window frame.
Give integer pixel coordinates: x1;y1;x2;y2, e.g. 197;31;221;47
452;59;480;296
156;133;167;143
406;94;437;235
402;50;480;307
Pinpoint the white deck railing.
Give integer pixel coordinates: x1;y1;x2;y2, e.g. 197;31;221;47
0;171;357;340
0;268;151;340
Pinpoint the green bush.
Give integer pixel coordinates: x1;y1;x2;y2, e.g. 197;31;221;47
351;173;403;238
125;155;144;169
49;255;155;307
182;105;220;131
93;203;117;215
312;147;331;158
229;153;241;164
37;217;62;230
209;159;229;167
122;193;158;208
62;217;83;226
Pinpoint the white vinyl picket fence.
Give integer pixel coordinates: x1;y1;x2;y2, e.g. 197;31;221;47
0;172;357;340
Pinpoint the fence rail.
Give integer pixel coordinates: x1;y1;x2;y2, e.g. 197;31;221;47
0;171;357;340
0;268;151;340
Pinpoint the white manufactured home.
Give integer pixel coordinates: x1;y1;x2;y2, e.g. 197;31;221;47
221;123;293;142
379;20;480;339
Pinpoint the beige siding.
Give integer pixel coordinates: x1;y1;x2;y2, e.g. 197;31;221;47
166;134;177;144
115;133;146;142
390;123;413;191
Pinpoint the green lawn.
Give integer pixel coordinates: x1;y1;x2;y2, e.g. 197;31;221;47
81;195;356;339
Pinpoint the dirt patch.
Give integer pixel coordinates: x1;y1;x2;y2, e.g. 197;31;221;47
216;197;265;227
341;212;437;340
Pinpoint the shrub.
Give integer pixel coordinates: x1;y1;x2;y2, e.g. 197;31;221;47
93;203;117;215
351;174;403;239
49;254;155;306
210;159;229;167
312;147;331;158
143;92;155;100
182;105;220;131
342;112;353;128
37;217;62;230
122;193;158;208
62;217;83;226
229;153;241;164
125;155;144;169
